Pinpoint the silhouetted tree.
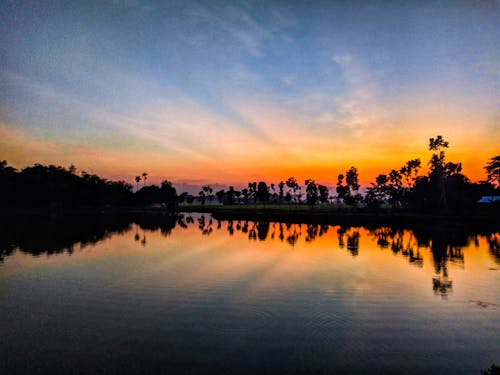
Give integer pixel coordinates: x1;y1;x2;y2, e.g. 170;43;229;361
278;181;285;204
400;159;421;188
160;180;177;209
318;184;329;204
198;189;206;205
204;185;213;203
337;167;360;205
388;169;404;208
270;183;276;203
142;172;148;187
225;186;237;205
256;221;270;240
241;188;249;204
257;181;269;204
365;174;389;208
234;190;241;203
135;175;141;191
485;155;500;188
216;190;225;204
428;135;449;210
346;166;360;192
286;177;299;203
177;192;187;204
248;182;257;204
305;179;319;208
336;174;347;203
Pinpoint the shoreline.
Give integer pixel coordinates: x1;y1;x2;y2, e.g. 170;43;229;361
0;205;498;228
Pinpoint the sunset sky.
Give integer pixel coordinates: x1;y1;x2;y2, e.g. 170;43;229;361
1;0;498;189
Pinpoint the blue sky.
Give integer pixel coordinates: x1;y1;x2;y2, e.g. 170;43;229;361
1;0;498;186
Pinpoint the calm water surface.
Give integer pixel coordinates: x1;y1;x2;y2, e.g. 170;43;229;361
1;214;498;374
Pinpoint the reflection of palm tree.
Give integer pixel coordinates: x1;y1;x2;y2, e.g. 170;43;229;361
134;224;140;241
337;226;346;248
227;220;234;235
306;224;318;242
270;223;276;239
284;224;300;246
248;223;257;240
432;269;452;297
487;233;499;261
256;221;270;241
347;230;360;256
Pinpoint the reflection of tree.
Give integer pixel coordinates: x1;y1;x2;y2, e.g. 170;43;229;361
370;227;392;248
256;222;270;241
346;230;360;256
3;213;498;302
0;214;178;259
135;214;178;237
248;222;257;241
270;223;276;240
337;227;346;248
134;226;140;241
305;224;318;242
432;273;452;297
227;220;234;236
287;231;299;246
303;224;329;243
0;217;127;258
197;215;213;236
337;227;359;256
368;225;485;296
370;229;424;267
273;223;301;246
176;215;188;229
424;229;465;274
401;234;423;267
487;233;499;262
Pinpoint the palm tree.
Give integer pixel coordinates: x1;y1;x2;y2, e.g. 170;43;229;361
142;172;148;187
485;155;500;188
428;135;449;210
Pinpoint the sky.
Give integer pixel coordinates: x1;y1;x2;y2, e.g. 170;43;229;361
1;0;499;190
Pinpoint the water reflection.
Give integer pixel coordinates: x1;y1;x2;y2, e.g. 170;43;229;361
1;213;498;374
1;213;499;297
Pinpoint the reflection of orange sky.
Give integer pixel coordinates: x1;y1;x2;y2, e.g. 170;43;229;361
1;118;496;186
3;220;497;300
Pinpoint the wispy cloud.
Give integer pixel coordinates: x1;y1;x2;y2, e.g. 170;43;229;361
328;53;385;134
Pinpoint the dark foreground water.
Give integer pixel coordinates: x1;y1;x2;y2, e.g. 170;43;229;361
0;214;498;374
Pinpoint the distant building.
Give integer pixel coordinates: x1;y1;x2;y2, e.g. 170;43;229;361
477;196;500;203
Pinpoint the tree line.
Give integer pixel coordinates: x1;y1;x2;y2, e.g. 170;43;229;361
193;136;498;211
0;135;498;211
0;162;176;209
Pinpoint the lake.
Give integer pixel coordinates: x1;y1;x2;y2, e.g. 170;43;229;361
1;213;498;374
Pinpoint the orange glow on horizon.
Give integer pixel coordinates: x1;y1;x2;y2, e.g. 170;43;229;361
0;122;496;188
